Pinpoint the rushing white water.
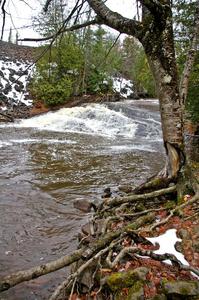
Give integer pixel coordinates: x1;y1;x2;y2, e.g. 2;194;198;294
18;104;138;138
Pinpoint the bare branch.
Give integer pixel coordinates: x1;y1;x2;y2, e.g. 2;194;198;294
49;239;121;300
18;18;100;42
43;0;53;12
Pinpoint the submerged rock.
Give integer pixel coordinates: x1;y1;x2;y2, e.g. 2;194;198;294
73;199;96;212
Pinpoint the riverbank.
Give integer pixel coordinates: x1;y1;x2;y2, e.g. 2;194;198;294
59;183;199;300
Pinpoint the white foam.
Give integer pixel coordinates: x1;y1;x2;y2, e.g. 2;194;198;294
18;104;137;138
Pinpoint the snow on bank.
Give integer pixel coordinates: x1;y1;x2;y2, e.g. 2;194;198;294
112;77;134;98
147;229;189;266
0;58;34;109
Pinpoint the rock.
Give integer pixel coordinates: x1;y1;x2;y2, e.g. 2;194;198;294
178;229;190;240
106;267;149;292
175;241;183;253
73;199;94;212
118;185;133;193
162;280;199;298
127;281;144;300
150;295;167;300
101;187;112;198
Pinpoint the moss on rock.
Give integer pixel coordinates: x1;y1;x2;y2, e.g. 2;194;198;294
106;267;149;292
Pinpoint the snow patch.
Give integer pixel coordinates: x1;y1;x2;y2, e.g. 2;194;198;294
112;77;134;98
0;58;34;108
147;229;189;266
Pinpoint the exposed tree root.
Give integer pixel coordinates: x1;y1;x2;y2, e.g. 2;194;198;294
106;246;199;277
104;185;176;208
49;239;121;300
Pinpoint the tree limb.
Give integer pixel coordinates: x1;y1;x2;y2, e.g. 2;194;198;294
139;0;165;17
18;18;100;42
86;0;142;38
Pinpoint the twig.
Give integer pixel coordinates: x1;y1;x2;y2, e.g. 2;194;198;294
69;278;77;300
49;239;121;300
149;192;199;231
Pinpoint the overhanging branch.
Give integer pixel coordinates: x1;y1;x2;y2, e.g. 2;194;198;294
86;0;142;39
18;18;100;42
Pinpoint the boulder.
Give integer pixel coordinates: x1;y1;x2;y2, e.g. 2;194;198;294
73;199;94;213
106;267;149;292
162;280;199;298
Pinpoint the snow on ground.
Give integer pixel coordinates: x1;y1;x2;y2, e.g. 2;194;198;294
112;76;134;98
147;229;189;266
0;58;34;109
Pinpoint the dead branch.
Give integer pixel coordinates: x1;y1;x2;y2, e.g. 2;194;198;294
19;18;100;42
0;249;83;293
105;185;176;208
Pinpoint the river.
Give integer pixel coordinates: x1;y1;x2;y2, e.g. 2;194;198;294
0;99;164;299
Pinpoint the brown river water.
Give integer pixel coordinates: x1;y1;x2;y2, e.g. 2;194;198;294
0;100;164;299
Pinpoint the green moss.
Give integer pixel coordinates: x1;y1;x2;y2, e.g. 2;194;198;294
127;281;144;300
106;268;148;292
164;200;175;209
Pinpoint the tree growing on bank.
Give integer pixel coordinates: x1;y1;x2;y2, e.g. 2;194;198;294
83;0;199;199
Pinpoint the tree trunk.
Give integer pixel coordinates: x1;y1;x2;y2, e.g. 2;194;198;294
140;4;185;178
147;56;184;178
